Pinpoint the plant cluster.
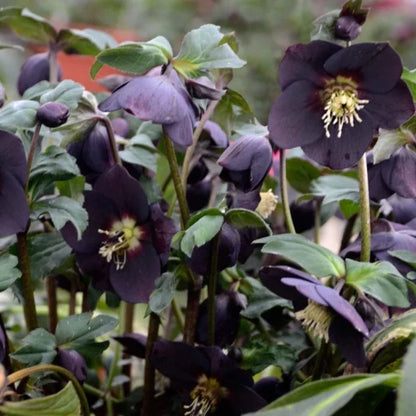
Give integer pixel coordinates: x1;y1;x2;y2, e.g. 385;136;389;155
0;1;416;415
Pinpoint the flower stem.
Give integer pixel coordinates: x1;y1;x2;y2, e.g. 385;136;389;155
17;232;38;331
142;312;160;416
312;341;330;380
171;297;185;333
100;116;122;166
122;303;134;396
47;276;58;333
208;233;220;346
279;149;296;234
340;214;357;251
48;46;59;85
25;122;42;194
8;364;90;416
314;199;322;244
358;154;371;262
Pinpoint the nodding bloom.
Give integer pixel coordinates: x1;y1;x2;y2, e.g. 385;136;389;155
260;265;369;366
150;340;266;416
61;165;176;303
0;131;30;237
268;41;414;169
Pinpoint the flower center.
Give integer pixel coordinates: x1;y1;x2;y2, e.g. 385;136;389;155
295;301;334;342
184;374;228;416
98;217;142;270
256;189;278;219
322;85;369;139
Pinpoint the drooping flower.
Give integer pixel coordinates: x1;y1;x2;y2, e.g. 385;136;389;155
334;0;369;41
268;41;415;169
150;340;266;416
218;135;273;192
0;130;30;236
260;265;369;366
36;102;69;128
61;165;176;303
98;66;197;147
54;349;87;383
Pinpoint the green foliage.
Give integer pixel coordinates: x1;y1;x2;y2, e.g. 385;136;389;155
225;208;272;233
0;253;21;291
119;133;158;172
39;80;84;110
402;68;416;100
148;272;178;315
396;338;416;416
286;158;321;194
0;100;39;131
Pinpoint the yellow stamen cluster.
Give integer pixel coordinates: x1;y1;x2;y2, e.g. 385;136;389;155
256;189;278;219
184;375;228;416
98;217;142;270
322;87;369;139
295;301;334;342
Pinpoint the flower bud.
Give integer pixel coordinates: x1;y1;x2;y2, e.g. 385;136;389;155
36;102;69;127
334;15;362;41
54;349;87;383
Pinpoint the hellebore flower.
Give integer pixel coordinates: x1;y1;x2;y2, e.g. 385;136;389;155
36;102;69;127
54;349;87;383
385;194;416;224
150;340;266;416
218;135;273;192
0;131;30;236
98;67;196;147
268;41;415;169
368;147;416;201
334;0;369;41
260;265;369;366
185;77;225;100
17;52;62;95
114;333;147;359
195;291;247;348
61;165;176;303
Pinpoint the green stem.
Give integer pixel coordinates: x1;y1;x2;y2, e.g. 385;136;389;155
171;297;185;333
122;303;134;396
48;46;59;85
314;199;322;244
8;364;90;416
25;122;42;194
207;233;220;346
164;132;190;227
312;341;330;381
340;214;357;252
358;154;371;262
47;276;58;333
142;312;160;416
17;232;38;331
279;149;296;234
100;116;122;166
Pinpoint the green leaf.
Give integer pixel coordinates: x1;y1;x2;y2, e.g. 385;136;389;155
345;259;410;307
402;68;416;100
396;338;416;416
55;176;86;201
311;9;341;42
309;175;360;206
92;37;171;77
31;196;88;239
55;312;118;351
372;128;412;164
148;272;179;315
0;253;21;291
0;7;57;44
0;382;81;416
389;250;416;269
26;233;72;279
0;100;39;131
174;24;245;77
40;80;84;110
180;212;224;257
286;158;321;193
119;133;158;172
240;277;290;319
225;208;272;234
255;234;345;278
57;27;117;55
11;328;57;365
246;373;399;416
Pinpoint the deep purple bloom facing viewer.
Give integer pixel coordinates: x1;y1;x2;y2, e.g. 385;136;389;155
268;41;414;169
62;165;176;303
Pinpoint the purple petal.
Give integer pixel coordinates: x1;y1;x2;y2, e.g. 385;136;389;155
286;281;331;307
368;158;393;201
220;385;267;414
278;41;342;90
268;80;325;149
163;115;194;147
324;43;403;93
109;241;160;303
200;120;228;148
75;252;111;291
0;131;28;185
114;333;147;358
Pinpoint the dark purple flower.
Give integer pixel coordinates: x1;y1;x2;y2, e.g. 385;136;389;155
36;102;69;127
54;349;87;383
98;67;196;147
218;135;273;192
368;146;416;201
0;130;30;236
198;120;228;148
17;52;63;95
150;340;266;416
195;291;247;348
114;333;147;359
253;376;290;404
61;165;176;303
187;179;212;213
334;0;369;41
385;194;416;224
260;265;369;366
268;41;415;169
185;77;225;100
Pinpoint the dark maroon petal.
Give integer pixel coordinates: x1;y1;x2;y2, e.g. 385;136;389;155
381;147;416;198
301;110;375;169
54;349;87;383
99;75;191;124
315;285;369;336
268;80;325;149
388;195;416;224
324;43;403;93
368;158;393;201
93;165;150;223
163;115;194;147
114;333;147;358
329;316;367;367
219;385;267;414
109;241;160;303
278;41;342;90
0;170;30;236
36;102;69;127
186;180;212;212
75;252;111;291
150;339;210;392
363;80;415;130
0;131;28;185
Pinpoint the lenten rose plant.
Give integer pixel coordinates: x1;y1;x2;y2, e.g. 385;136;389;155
0;2;415;416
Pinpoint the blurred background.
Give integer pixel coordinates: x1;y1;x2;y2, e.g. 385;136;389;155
0;0;416;124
